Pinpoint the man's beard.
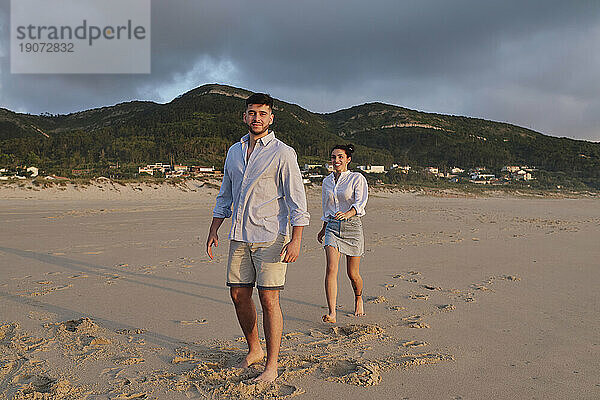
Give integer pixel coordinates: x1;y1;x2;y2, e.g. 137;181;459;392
249;124;269;135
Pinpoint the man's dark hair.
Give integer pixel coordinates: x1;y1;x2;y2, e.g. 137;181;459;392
246;93;274;110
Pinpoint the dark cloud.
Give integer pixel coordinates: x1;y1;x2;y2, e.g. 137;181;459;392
1;0;599;141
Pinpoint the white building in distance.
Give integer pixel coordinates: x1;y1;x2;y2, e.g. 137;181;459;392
357;165;385;173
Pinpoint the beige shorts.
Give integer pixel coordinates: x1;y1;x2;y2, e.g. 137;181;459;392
226;234;288;290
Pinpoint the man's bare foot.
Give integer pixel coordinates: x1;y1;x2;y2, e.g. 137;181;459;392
354;296;365;316
322;313;336;323
236;348;265;368
253;367;278;383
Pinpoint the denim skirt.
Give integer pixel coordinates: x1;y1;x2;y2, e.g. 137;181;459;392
323;216;364;256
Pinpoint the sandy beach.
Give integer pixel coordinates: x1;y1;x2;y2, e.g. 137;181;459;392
1;181;599;399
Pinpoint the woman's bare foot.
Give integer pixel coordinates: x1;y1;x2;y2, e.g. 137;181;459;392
354;296;365;316
322;313;337;323
236;348;265;368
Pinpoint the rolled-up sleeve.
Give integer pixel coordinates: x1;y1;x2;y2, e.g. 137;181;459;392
321;181;328;222
280;148;310;226
351;174;368;217
213;155;233;218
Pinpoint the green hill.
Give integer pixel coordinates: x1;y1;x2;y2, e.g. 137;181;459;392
1;84;599;189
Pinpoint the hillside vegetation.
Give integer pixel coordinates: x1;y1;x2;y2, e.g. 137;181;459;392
1;84;599;189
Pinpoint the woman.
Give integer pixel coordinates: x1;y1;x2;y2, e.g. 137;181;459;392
317;144;368;323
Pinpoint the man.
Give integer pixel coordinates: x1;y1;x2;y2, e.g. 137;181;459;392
206;93;309;383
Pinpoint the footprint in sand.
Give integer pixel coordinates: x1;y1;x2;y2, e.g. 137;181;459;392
28;311;56;321
283;332;303;341
388;305;406;311
177;319;208;325
104;274;121;284
483;276;495;285
384;283;395;290
409;294;429;300
422;285;441;291
114;357;145;365
112;392;147;399
69;273;88;279
236;336;266;343
324;360;382;386
12;275;32;280
25;284;72;297
367;296;387;304
501;274;521;281
83;251;103;255
408;322;430;329
12;374;58;394
171;355;198;364
138;265;156;274
100;367;123;380
400;340;428;348
115;328;146;335
437;304;456;311
393;274;404;279
402;315;423;322
93;334;113;344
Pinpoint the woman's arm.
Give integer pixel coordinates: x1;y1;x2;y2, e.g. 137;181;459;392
349;174;368;217
317;220;327;243
333;207;357;220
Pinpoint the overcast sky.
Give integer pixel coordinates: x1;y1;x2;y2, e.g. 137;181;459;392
1;0;599;141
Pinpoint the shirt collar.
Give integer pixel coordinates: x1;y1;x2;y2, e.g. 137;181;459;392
336;170;351;180
328;170;350;183
240;131;275;146
258;131;275;146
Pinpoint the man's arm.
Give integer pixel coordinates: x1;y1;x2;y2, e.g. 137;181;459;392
279;147;310;263
206;217;225;259
212;154;234;219
280;147;310;227
280;225;304;263
207;151;233;259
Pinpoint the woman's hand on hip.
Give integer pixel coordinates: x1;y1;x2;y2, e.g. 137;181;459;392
334;207;357;220
334;211;349;220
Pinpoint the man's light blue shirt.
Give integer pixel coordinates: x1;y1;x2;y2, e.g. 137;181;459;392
213;131;310;243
